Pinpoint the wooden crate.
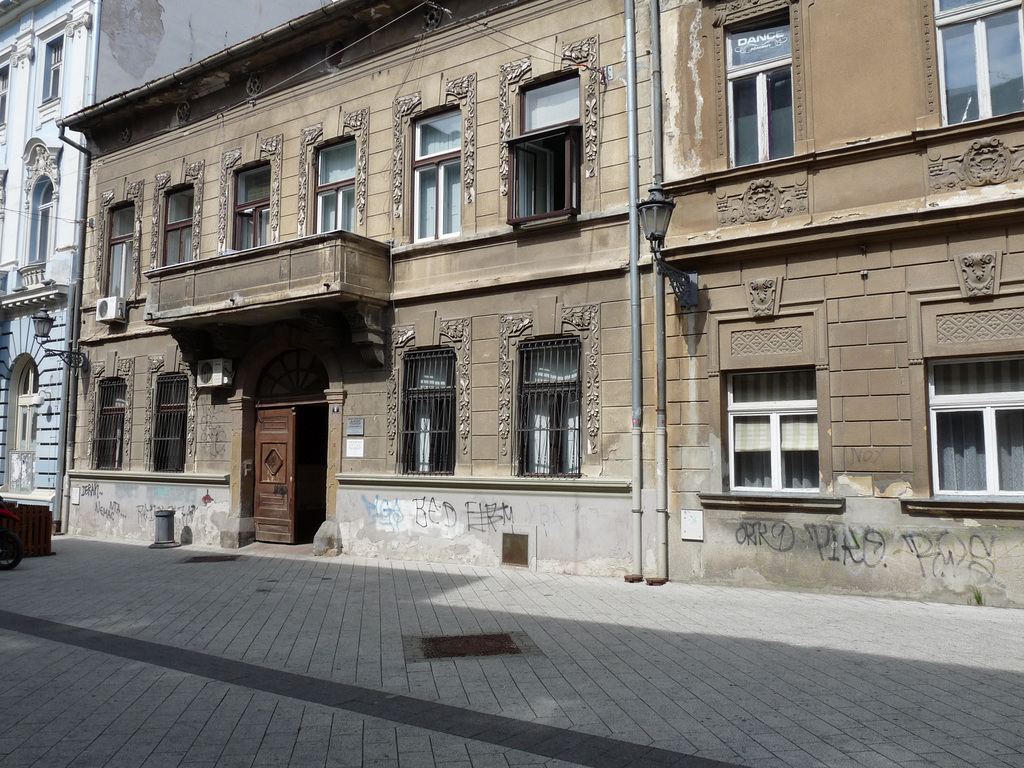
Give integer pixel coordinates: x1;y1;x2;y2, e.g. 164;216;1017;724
0;502;53;557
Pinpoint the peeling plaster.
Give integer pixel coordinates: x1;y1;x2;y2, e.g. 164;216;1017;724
104;0;165;80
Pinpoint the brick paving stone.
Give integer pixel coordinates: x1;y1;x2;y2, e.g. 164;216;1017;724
2;537;1024;768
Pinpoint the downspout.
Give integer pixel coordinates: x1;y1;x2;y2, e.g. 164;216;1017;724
53;0;101;533
647;0;669;585
624;0;644;583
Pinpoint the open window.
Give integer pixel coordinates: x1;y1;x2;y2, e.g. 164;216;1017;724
508;77;581;224
726;19;794;166
936;0;1024;124
316;141;356;234
234;165;271;250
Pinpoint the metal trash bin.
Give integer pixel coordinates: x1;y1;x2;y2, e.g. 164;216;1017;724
150;509;180;549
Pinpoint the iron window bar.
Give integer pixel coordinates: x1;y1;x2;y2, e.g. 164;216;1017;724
401;348;457;474
516;337;582;477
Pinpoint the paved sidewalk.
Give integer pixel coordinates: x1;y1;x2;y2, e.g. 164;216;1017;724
1;537;1023;768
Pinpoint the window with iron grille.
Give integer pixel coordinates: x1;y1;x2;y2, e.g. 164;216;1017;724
94;378;127;470
516;337;581;477
401;348;456;474
152;374;188;472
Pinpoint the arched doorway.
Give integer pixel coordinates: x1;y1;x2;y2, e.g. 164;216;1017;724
253;350;329;544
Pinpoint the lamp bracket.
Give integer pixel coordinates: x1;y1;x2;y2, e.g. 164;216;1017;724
657;259;699;308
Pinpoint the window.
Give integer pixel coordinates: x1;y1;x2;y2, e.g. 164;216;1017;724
234;165;271;250
42;36;63;102
152;374;188;472
937;0;1024;124
13;360;39;453
316;141;356;234
727;20;794;166
29;179;54;264
163;188;193;266
401;349;456;474
517;338;581;476
107;205;134;297
94;378;127;470
508;77;581;223
414;113;461;240
929;357;1024;494
728;369;818;491
0;65;9;127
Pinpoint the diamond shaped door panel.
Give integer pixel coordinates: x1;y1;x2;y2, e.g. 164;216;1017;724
254;407;296;543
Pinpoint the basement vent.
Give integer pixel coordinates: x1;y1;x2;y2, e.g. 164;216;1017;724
502;532;529;566
181;555;241;563
404;631;541;662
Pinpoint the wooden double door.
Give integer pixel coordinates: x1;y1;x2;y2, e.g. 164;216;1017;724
254;403;327;543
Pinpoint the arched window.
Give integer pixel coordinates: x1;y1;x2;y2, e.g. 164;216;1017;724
29;178;55;264
12;358;39;453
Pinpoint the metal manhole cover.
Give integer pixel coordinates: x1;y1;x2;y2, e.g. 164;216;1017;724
404;631;540;662
182;555;241;563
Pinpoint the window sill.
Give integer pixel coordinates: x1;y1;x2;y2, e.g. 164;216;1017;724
902;497;1024;520
699;492;845;515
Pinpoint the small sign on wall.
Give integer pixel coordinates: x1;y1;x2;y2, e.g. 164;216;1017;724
346;438;364;458
347;417;364;436
680;509;704;541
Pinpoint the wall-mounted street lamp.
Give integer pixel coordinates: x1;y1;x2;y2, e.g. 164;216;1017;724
637;183;698;308
31;309;88;370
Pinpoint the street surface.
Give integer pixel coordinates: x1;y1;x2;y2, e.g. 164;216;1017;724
1;536;1022;767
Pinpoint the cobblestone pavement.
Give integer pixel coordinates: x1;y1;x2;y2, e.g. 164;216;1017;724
1;537;1023;768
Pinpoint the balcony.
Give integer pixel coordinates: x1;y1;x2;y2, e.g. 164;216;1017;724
143;231;391;329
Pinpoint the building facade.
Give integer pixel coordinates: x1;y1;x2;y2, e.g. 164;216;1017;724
64;0;648;574
0;0;96;517
660;0;1024;606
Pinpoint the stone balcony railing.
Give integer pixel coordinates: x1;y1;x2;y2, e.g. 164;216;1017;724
143;231;392;329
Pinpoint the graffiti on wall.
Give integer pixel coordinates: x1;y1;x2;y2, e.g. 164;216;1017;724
734;519;1000;583
362;494;515;534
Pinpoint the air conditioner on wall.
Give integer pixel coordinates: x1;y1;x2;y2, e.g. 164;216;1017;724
197;358;234;389
96;296;126;323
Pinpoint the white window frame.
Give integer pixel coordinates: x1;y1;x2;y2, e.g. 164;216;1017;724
315;140;356;235
928;356;1024;495
12;358;39;454
42;35;63;103
726;21;793;166
413;112;461;241
936;0;1024;124
727;370;818;492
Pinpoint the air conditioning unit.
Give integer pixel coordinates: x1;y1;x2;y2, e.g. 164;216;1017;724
197;358;234;389
96;296;126;323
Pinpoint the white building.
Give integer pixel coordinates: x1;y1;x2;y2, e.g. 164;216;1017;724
0;0;339;525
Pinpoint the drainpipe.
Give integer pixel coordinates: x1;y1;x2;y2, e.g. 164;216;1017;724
624;0;644;583
52;0;101;533
647;0;669;586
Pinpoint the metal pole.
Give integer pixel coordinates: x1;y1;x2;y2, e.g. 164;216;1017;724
648;0;669;585
53;0;101;533
624;0;645;583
